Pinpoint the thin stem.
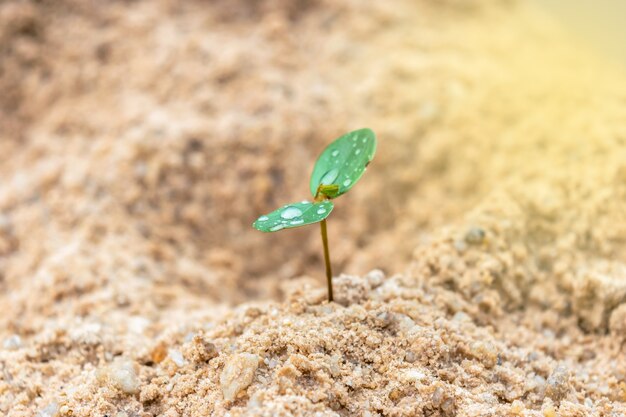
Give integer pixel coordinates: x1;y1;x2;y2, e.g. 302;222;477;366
320;219;333;302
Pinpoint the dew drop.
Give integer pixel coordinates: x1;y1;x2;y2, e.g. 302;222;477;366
317;208;326;214
270;224;285;232
362;137;367;143
290;219;304;225
258;216;269;222
355;149;361;155
320;168;339;185
343;179;352;187
280;207;303;220
331;150;339;157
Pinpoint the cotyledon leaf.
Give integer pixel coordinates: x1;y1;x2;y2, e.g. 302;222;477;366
253;200;334;232
310;128;376;198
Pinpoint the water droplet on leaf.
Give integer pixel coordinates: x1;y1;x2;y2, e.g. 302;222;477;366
308;128;376;198
280;207;303;220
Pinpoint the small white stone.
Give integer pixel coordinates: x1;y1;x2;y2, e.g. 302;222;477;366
395;314;417;333
106;359;140;394
3;334;22;350
220;353;259;401
365;269;385;288
168;349;185;367
37;402;59;417
403;369;426;383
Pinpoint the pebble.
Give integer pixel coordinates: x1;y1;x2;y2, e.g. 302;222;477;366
263;357;278;369
394;313;417;333
441;398;456;415
545;364;570;401
220;353;259;401
404;351;417;363
365;269;386;288
469;341;498;368
329;354;342;377
432;387;444;407
375;311;393;328
3;334;22;350
168;349;185;367
532;374;547;395
402;369;426;383
37;402;59;417
464;227;486;245
99;358;140;394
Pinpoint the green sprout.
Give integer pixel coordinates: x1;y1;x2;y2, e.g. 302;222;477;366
253;128;377;302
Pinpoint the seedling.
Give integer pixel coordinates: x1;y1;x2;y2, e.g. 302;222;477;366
253;128;377;302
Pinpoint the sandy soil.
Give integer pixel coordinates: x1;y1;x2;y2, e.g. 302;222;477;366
1;0;626;416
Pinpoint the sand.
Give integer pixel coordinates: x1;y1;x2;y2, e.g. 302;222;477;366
1;0;626;416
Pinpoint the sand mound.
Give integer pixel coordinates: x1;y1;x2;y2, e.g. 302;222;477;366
1;0;625;416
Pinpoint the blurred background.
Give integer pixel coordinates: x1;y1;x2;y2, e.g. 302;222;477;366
535;0;626;66
0;0;624;319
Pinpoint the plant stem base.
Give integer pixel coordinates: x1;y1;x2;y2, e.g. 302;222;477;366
320;219;333;302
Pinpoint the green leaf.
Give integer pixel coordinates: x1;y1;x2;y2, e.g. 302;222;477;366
253;200;334;232
310;128;376;198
